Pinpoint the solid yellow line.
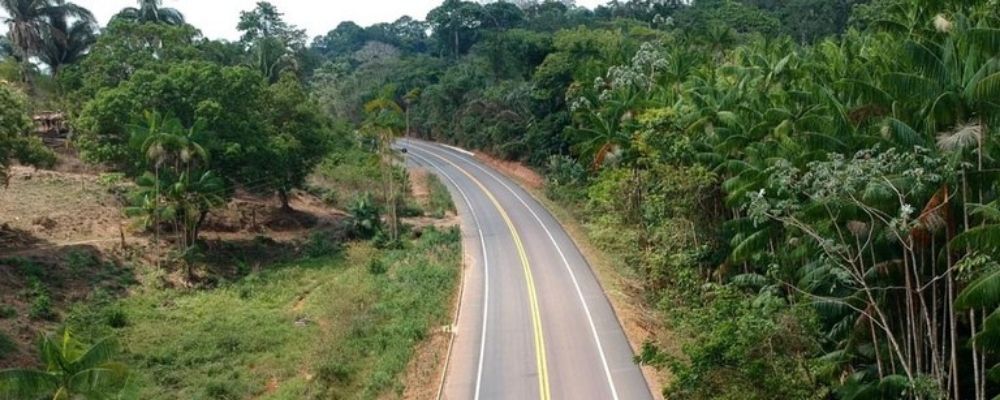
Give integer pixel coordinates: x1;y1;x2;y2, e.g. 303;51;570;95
419;148;551;400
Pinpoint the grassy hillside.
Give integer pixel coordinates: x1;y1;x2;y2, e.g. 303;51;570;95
64;228;459;399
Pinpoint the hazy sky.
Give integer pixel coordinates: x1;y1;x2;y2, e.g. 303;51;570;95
2;1;609;41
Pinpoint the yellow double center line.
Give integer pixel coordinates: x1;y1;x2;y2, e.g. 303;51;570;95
418;147;551;400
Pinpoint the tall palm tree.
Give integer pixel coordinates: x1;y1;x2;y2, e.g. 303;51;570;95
0;329;128;399
114;0;185;25
1;0;93;81
38;3;96;76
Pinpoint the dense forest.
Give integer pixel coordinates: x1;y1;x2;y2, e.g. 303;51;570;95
2;0;1000;398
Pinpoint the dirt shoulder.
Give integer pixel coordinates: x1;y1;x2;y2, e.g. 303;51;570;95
475;152;671;399
393;165;462;400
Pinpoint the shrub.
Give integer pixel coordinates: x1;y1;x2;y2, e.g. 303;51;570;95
6;257;47;280
348;193;382;239
304;230;343;258
28;279;55;320
66;250;99;275
105;308;129;328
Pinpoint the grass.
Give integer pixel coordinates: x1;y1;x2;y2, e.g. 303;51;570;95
0;332;15;359
66;227;461;400
426;174;456;218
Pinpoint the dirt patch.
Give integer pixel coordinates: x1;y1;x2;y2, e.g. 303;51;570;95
0;166;125;251
203;189;347;240
402;214;460;231
474;152;544;190
393;327;451;400
410;168;431;207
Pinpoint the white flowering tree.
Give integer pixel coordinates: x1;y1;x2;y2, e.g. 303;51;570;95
747;147;959;395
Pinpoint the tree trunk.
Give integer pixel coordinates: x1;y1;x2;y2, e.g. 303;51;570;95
279;188;292;211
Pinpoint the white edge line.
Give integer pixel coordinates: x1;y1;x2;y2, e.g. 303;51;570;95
415;141;622;400
443;144;476;157
408;145;490;400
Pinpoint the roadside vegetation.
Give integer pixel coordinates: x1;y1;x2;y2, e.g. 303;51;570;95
316;0;1000;398
1;1;460;398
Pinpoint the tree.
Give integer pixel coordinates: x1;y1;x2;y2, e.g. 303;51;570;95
0;329;128;400
427;0;485;58
38;3;96;76
76;61;272;187
264;73;330;210
312;21;368;60
126;112;224;279
114;0;185;25
68;19;202;96
237;1;307;83
1;0;93;81
363;96;405;242
0;83;55;187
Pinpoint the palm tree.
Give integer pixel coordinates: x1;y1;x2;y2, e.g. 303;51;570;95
114;0;185;25
364;97;405;243
1;0;93;81
38;4;96;76
0;329;128;399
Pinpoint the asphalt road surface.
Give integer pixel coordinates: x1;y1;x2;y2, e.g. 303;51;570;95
402;140;653;400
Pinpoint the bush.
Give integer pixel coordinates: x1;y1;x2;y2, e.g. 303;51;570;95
348;193;382;239
6;257;47;280
0;305;16;319
105;308;129;329
303;230;343;258
66;250;99;275
665;288;820;400
28;279;55;320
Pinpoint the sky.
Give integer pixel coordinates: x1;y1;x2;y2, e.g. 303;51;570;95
2;1;608;41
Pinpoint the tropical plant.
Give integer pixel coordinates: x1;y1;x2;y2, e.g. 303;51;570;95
363;96;405;242
114;0;184;25
37;2;96;76
125;112;223;278
1;0;93;81
0;329;128;400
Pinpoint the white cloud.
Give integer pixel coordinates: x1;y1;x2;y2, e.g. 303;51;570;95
3;0;609;41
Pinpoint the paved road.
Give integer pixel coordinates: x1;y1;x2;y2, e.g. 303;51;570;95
402;140;653;400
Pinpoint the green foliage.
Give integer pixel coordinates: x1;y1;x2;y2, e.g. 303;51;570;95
666;288;821;400
27;278;54;321
425;173;455;218
348;192;382;240
303;230;344;259
76;61;270;180
67;20;202;96
0;329;128;400
113;0;185;25
263;73;331;207
66;249;99;276
0;84;55;186
63;230;459;399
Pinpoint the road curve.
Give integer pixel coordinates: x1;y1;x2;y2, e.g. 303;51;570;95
402;140;653;400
